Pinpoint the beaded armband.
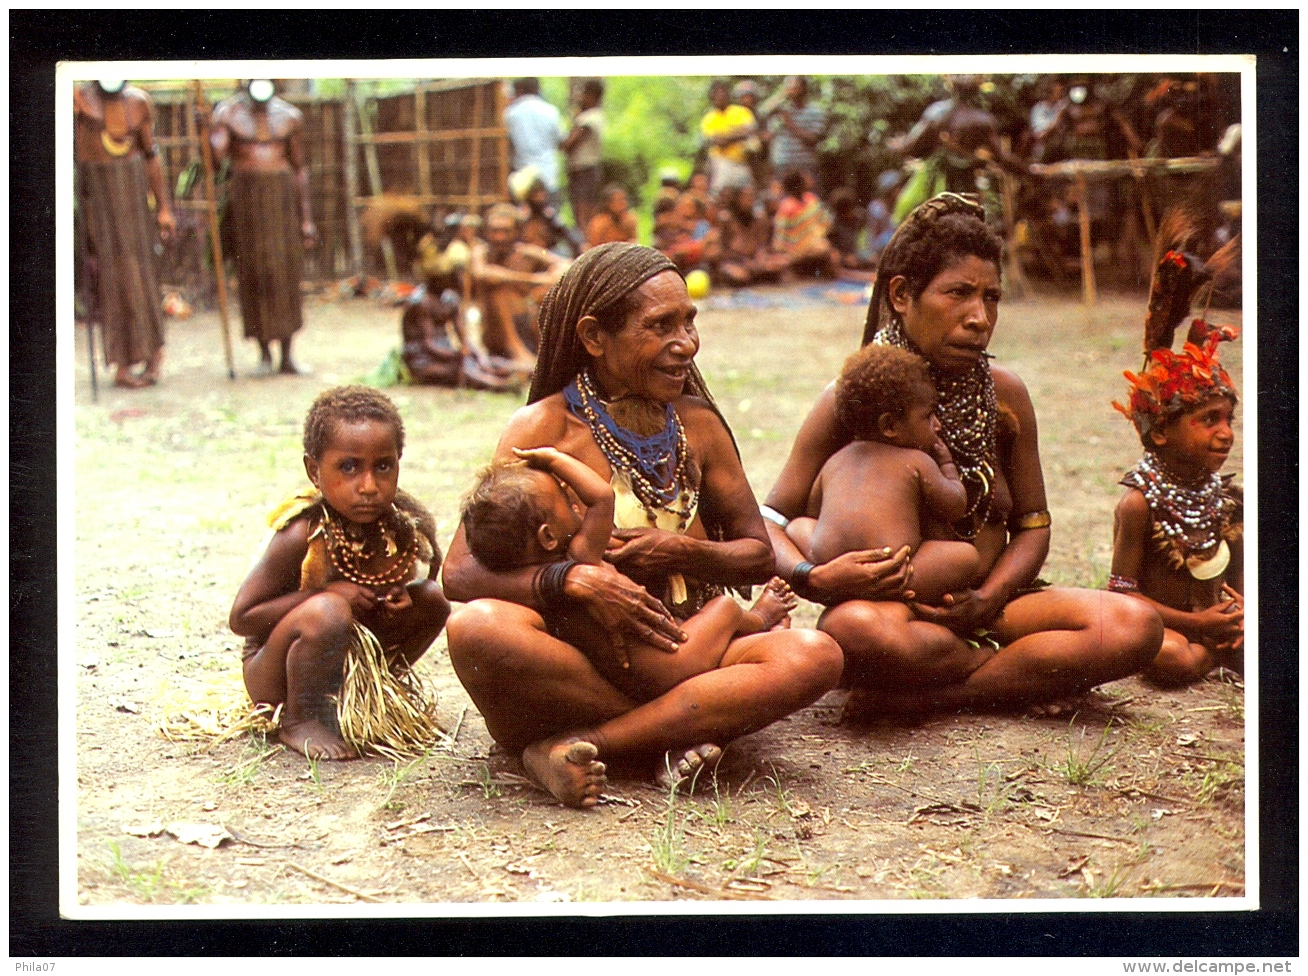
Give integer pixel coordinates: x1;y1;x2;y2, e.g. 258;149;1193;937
1013;510;1052;531
1107;574;1140;594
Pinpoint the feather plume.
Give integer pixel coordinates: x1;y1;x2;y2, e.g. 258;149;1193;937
1142;208;1212;359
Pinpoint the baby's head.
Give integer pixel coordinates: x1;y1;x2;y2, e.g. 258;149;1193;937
302;386;406;523
836;344;940;452
461;464;581;570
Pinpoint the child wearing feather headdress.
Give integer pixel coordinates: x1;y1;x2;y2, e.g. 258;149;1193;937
231;386;450;760
1110;241;1244;687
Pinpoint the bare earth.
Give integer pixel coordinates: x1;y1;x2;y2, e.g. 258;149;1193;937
72;286;1245;908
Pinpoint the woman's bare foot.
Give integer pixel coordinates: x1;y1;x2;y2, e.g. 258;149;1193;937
522;737;608;809
142;348;164;384
655;743;723;792
279;719;357;760
745;578;798;632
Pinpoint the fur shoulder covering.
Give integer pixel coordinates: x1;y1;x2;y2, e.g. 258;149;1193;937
268;489;325;532
395;488;442;569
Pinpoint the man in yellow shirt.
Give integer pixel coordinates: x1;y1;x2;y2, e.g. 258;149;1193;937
700;80;756;195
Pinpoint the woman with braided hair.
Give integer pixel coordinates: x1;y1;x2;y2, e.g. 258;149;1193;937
442;243;843;808
763;193;1163;712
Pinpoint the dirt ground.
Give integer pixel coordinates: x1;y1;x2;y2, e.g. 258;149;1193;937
70;282;1246;909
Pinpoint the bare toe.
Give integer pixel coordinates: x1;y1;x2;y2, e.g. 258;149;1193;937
524;737;608;809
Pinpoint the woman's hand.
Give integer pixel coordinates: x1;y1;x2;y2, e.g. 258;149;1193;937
564;561;687;668
809;545;915;603
381;584;413;614
325;580;377;615
911;588;1006;634
604;527;690;579
1192;599;1243;644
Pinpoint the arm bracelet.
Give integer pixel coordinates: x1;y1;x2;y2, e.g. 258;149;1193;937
1013;509;1052;531
759;505;790;530
536;559;578;607
1107;574;1139;594
790;560;816;599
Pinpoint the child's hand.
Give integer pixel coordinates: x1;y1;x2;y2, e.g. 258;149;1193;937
1193;599;1243;642
381;585;413;613
325;580;378;614
928;437;955;469
513;446;565;470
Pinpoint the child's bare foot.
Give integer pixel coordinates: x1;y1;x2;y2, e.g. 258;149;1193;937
523;737;607;809
655;743;723;791
749;578;798;631
279;719;357;760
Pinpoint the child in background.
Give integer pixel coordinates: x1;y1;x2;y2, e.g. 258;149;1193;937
462;446;796;699
1111;318;1243;685
231;387;450;760
772;168;839;278
784;344;980;605
653;193;721;275
584;184;639;250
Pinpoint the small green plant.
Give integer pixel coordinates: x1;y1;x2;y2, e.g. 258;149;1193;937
738;827;769;878
217;735;276;788
974;748;1013;816
694;774;734;830
1058;716;1121;787
1086;863;1131;898
649;778;689;876
107;842;167;902
1196;760;1243;805
378;751;429;809
475;764;502;800
764;764;796;817
305;753;324;792
896;752;917;773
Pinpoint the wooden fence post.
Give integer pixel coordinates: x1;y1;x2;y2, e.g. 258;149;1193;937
342;80;364;279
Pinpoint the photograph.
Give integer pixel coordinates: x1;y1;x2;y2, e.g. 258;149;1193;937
54;53;1263;921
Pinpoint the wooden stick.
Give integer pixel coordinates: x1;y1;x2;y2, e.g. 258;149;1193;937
191;80;236;380
286;860;383;903
1075;172;1096;306
646;868;773;901
353;84;397;281
1048;827;1140;846
342;81;365;279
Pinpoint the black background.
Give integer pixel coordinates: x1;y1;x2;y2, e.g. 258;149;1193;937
11;8;1298;957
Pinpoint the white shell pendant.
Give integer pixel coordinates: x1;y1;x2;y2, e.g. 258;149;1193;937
1187;539;1230;581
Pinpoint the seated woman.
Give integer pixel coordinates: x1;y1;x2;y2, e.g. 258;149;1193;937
653;193;721;276
442;243;843;808
772;169;839;279
715;185;790;287
584;185;639;251
762;192;1163;711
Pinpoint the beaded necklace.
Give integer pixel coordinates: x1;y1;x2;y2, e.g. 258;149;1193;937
563;369;698;531
1120;452;1234;575
874;316;998;539
320;503;420;588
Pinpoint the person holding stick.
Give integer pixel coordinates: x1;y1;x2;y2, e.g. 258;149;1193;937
209;79;316;377
74;79;175;388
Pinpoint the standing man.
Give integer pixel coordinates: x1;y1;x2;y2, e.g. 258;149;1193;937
210;79;316;376
765;76;828;196
560;78;605;231
700;80;756;196
74;79;175;388
504;78;563;209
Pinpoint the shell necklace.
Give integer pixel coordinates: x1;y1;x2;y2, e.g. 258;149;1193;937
321;503;419;588
1121;452;1231;579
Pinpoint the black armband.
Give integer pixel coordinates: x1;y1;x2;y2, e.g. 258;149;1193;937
536;559;578;607
790;561;816;599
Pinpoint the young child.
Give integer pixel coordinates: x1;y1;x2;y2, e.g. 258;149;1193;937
784;344;980;604
461;445;796;698
231;386;451;760
1111;317;1243;686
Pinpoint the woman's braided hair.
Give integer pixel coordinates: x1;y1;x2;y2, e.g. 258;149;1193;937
862;192;1003;346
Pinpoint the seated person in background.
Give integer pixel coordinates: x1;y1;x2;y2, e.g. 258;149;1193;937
716;184;790;287
512;168;579;257
827;187;877;277
585;184;639;250
785;343;980;605
1111;318;1243;686
772;168;839;278
655;169;683;210
400;281;522;391
462;445;798;700
469;202;570;367
685;170;719;226
653;193;721;275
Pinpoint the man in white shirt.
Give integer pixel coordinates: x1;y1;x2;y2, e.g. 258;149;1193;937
504;78;563;208
560;78;605;231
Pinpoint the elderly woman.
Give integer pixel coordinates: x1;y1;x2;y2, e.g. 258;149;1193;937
442;243;843;808
763;193;1163;711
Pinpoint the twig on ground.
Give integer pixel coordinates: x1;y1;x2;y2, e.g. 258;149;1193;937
286;861;383;903
735;769;756;797
448;705;467;745
616;802;643;823
646;868;773;901
1058;854;1092;878
1140;879;1244;894
1047;827;1143;846
457;851;481;879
